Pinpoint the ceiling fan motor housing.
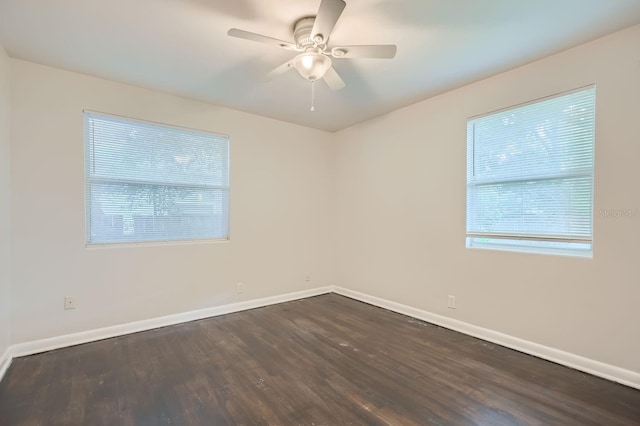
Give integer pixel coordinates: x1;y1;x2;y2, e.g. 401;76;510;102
294;17;318;49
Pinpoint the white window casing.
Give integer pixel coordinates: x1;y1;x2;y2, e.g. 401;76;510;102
84;111;230;245
466;86;595;257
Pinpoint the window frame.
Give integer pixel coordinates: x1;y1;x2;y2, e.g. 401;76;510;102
465;86;595;258
83;110;231;247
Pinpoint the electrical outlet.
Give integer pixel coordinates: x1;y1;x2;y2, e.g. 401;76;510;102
447;295;456;309
305;274;311;282
236;282;244;294
64;296;76;310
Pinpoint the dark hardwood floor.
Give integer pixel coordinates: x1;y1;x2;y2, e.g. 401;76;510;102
0;294;639;425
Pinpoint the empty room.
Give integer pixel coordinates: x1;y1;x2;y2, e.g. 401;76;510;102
1;0;640;424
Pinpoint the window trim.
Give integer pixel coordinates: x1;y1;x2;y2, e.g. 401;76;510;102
465;85;595;257
83;110;231;247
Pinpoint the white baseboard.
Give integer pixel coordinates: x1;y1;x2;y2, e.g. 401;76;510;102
9;286;333;359
3;285;639;391
0;347;11;383
332;286;640;390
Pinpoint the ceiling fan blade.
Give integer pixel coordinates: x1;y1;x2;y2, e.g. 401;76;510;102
311;0;346;45
265;60;294;81
331;45;397;59
228;28;297;51
323;66;346;91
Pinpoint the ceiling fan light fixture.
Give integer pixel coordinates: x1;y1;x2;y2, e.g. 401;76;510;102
293;51;332;81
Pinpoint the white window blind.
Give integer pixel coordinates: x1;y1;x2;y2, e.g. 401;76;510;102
466;86;595;256
84;111;230;245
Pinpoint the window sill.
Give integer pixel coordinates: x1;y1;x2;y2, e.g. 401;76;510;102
85;237;229;249
466;238;592;258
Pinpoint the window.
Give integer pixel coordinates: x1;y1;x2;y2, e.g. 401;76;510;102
466;86;595;257
84;111;230;245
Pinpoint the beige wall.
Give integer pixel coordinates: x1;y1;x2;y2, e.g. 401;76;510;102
9;60;334;343
333;25;640;373
5;25;640;378
0;43;10;356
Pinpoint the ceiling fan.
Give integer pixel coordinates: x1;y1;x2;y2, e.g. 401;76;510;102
227;0;397;92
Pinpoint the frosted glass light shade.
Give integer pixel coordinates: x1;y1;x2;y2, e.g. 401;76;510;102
293;52;332;81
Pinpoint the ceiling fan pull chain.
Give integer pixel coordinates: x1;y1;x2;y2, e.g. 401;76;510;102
310;81;316;112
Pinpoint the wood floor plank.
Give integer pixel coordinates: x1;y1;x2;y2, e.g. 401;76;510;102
0;294;639;425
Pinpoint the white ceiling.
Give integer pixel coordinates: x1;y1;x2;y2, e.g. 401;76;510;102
1;0;639;132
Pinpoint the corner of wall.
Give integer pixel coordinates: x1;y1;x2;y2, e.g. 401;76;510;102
0;41;12;371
